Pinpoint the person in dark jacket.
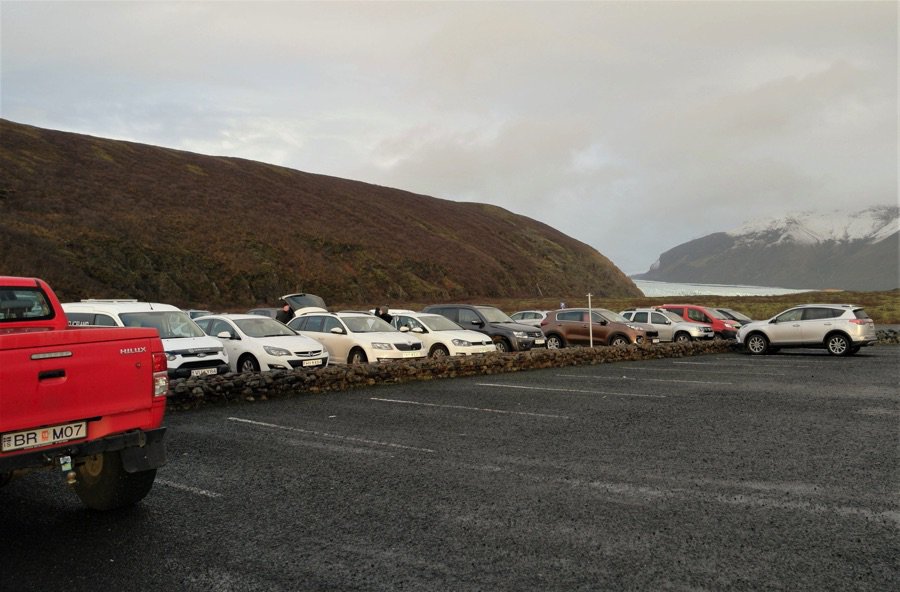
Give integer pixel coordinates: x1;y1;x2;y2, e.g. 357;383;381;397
376;305;393;324
275;301;293;324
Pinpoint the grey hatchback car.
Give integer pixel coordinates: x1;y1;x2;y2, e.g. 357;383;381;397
737;304;877;356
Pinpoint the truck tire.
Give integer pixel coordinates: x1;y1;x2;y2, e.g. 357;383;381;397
73;451;156;511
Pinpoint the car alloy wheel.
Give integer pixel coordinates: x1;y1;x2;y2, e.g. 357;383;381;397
746;334;769;355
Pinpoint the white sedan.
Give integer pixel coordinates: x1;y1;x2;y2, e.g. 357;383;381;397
288;311;425;364
195;314;329;372
391;312;497;357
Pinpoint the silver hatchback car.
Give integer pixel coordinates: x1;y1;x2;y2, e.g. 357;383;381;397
737;304;877;356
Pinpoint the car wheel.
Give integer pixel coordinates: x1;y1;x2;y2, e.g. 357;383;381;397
546;334;565;349
348;348;368;364
609;335;629;347
494;338;511;353
238;354;260;373
429;344;449;358
746;333;769;355
73;451;157;511
673;332;691;343
826;333;851;356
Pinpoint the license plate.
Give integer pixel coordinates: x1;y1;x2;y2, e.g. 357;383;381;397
302;359;323;367
2;421;87;452
191;367;218;377
652;338;660;344
534;339;546;345
401;351;421;358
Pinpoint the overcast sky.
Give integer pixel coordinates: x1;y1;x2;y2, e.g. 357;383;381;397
2;1;897;274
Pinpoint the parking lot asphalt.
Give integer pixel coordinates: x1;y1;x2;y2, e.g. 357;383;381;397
2;346;898;591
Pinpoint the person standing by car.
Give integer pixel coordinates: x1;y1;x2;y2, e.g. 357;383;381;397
275;301;293;324
376;305;393;324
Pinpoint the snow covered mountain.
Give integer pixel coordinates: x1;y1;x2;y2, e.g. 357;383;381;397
637;205;899;291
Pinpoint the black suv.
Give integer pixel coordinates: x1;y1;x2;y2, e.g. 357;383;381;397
422;304;546;353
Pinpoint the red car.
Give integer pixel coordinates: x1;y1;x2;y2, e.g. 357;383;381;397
657;304;741;339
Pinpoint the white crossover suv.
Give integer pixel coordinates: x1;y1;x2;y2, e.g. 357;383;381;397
737;304;877;356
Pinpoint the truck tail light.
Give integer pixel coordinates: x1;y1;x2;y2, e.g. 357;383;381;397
152;352;169;397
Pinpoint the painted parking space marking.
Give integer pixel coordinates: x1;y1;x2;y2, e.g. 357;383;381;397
156;479;222;498
227;417;435;453
623;365;787;376
673;360;821;368
476;382;666;399
555;373;733;385
370;397;570;419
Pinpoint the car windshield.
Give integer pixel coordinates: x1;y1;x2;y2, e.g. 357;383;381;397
659;310;684;323
477;306;514;323
120;311;205;339
283;294;327;310
421;315;464;331
595;308;629;323
719;308;753;322
708;309;729;320
343;315;396;333
235;317;296;338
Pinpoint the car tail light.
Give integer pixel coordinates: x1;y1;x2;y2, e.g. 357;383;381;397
152;352;169;397
849;319;871;325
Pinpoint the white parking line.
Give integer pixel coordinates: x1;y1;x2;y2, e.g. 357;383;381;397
227;417;436;453
370;397;570;419
476;383;666;399
555;374;733;385
624;366;786;376
673;360;818;368
156;479;222;498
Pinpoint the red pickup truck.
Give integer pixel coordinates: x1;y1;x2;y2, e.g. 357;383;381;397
0;277;168;510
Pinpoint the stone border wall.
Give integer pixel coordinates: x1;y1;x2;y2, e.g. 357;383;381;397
167;340;735;411
167;333;897;411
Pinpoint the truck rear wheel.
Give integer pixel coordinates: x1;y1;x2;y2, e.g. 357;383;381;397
73;451;156;511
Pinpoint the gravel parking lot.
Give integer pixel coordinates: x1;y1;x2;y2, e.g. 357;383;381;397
2;347;898;591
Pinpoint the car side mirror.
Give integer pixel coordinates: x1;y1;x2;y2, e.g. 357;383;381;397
216;331;235;340
398;326;409;332
600;320;608;326
330;327;345;334
412;327;424;334
472;320;484;327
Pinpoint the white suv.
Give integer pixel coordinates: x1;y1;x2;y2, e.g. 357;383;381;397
62;300;230;378
737;304;877;356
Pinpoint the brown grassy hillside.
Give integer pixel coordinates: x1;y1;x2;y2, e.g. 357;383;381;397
0;119;640;308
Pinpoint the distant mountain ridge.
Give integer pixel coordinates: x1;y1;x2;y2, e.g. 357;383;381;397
0;119;640;307
636;206;899;291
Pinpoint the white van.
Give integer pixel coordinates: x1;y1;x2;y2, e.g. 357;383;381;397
62;300;230;379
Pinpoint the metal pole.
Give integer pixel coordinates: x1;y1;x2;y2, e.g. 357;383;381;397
587;293;593;347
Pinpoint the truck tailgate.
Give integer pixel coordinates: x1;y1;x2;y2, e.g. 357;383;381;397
0;327;160;433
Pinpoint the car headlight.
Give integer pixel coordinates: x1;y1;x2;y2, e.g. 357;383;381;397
263;345;292;356
371;342;393;350
451;339;472;347
512;331;527;338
